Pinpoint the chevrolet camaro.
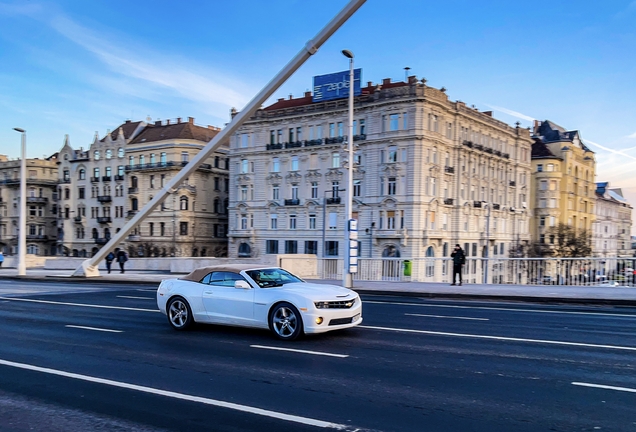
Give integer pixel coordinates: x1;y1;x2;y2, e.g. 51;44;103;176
156;264;362;340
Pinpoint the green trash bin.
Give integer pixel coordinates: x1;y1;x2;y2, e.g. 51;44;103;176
403;260;412;277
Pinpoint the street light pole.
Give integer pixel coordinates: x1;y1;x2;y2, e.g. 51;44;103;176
13;128;27;276
342;49;354;289
483;202;490;284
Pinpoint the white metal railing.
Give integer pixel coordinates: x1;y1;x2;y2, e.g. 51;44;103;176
295;257;636;286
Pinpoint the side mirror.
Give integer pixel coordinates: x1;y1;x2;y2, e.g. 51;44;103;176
234;280;251;289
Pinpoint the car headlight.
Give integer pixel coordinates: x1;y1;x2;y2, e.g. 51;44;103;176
314;301;330;309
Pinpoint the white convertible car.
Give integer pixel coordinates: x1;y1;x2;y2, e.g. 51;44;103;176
157;264;362;340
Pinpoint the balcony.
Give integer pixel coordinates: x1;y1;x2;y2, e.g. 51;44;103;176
126;210;138;218
325;136;345;144
97;216;112;224
26;234;48;241
502;153;510;159
73;216;83;223
492;203;501;210
97;195;112;203
90;176;100;183
353;134;367;141
102;175;112;182
62;178;71;184
326;197;341;205
443;198;454;205
444;166;455;174
509;180;516;187
26;196;48;204
114;175;125;181
462;140;473;148
266;143;283;150
127;235;140;242
285;141;303;149
128;187;138;194
422;229;443;240
305;139;323;147
95;237;109;245
284;198;300;206
473;201;482;208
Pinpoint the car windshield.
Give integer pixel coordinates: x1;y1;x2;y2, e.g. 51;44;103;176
246;268;303;288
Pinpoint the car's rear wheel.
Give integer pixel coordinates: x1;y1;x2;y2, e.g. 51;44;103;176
167;296;194;330
269;302;303;340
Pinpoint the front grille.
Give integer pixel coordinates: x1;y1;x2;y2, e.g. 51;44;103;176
319;298;356;309
329;317;353;326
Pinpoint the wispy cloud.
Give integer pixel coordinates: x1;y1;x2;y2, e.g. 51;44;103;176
627;132;636;139
46;15;251;116
585;139;636;161
484;104;535;122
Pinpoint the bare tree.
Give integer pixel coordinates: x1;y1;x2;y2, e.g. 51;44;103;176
529;223;592;258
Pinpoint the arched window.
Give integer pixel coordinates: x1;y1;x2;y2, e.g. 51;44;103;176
131;198;138;211
94;150;100;161
105;149;112;159
131;176;138;188
105;167;111;177
92;228;98;239
104;228;111;239
425;246;435;277
238;243;251;258
214;198;220;214
79;169;86;180
180;196;188;210
118;148;124;158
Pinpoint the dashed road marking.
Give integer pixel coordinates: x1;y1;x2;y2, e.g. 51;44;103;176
572;382;636;393
251;345;349;358
0;297;159;313
405;313;489;321
66;325;123;333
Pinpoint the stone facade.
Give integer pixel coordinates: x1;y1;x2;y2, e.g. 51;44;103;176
227;76;533;262
592;183;633;257
0;154;59;256
57;118;230;258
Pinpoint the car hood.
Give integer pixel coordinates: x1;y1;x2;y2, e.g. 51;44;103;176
276;282;357;301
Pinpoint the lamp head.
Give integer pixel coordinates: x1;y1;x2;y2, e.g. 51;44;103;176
341;49;354;59
13;128;25;133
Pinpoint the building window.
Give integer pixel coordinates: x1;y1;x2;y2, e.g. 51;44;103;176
140;155;145;166
337;122;344;137
389;114;399;131
291;156;299;171
289;215;297;229
149;223;154;237
93;167;100;178
332;152;340;168
118;148;124;158
305;241;318;254
78;187;85;199
241;159;249;173
388;146;397;162
291;184;299;200
388;177;396;195
329;212;337;230
309;214;316;229
537;164;543;172
359;119;366;135
266;240;279;254
387;211;396;229
78;169;85;180
270;130;275;145
272;157;280;173
180;196;188;210
285;240;298;254
94;150;100;161
325;241;339;256
288;128;294;143
241;133;249;148
240;186;248;201
311;182;318;199
105;149;112;159
353;180;361;197
179;222;188;235
181;152;189;163
241;214;248;230
331;181;340;198
160;223;165;236
129;156;134;167
270;214;278;229
329;123;335;138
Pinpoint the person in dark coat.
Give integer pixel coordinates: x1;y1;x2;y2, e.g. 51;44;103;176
115;248;128;273
450;244;466;286
105;251;115;274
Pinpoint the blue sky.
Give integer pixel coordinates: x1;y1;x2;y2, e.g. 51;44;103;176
1;0;636;232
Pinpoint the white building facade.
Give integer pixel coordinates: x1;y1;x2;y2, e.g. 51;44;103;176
592;182;633;258
227;76;533;267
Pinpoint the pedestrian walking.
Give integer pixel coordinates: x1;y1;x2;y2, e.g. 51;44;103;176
0;252;4;268
116;248;128;274
105;251;115;274
450;244;466;286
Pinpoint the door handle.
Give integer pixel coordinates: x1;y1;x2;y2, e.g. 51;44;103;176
204;290;214;295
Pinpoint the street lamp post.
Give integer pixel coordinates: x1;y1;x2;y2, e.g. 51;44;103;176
13;128;27;276
483;202;490;284
342;49;355;289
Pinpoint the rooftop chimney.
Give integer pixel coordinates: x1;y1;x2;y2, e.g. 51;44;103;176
166;119;171;125
304;91;311;98
188;117;194;124
288;94;293;100
382;78;391;85
177;117;182;124
155;120;162;126
367;81;373;87
125;120;131;124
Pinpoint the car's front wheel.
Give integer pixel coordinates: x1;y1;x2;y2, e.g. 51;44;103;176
167;296;194;330
269;302;303;340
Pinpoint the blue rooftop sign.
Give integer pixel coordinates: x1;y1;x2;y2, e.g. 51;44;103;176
313;69;362;103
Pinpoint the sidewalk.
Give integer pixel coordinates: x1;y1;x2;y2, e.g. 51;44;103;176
1;268;635;305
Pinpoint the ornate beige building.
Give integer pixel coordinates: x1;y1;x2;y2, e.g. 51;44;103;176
57;118;230;258
227;76;533;265
592;183;633;257
0;154;59;256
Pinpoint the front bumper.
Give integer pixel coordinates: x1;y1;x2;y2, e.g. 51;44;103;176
302;302;363;334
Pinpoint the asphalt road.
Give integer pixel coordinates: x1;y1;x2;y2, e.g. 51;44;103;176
0;281;635;431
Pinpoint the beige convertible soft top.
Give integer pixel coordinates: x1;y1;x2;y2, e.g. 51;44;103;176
179;264;275;282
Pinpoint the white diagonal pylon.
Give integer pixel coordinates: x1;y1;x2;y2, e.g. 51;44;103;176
73;0;367;277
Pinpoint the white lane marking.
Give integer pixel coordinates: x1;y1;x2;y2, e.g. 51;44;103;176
65;325;123;333
251;345;349;358
361;325;636;352
405;313;489;321
0;297;159;313
365;300;636;318
117;296;154;300
0;358;353;430
572;382;636;394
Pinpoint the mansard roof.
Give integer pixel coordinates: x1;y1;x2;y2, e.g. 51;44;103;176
531;138;561;159
100;120;144;142
534;120;592;152
128;121;219;144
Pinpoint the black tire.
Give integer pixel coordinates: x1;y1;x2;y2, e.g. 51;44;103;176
269;302;303;341
167;296;194;330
